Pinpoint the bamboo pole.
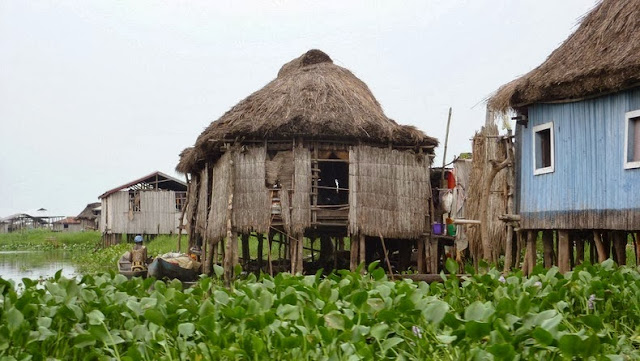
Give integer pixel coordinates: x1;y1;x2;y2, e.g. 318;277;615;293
440;107;452;186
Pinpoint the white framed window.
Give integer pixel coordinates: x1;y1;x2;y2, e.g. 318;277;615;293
624;109;640;169
532;122;554;175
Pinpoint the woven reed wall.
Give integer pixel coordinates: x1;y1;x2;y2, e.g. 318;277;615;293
291;144;311;235
233;147;270;234
206;153;231;241
195;165;209;236
349;145;430;239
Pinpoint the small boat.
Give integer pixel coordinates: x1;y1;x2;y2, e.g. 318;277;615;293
147;254;199;282
118;252;148;279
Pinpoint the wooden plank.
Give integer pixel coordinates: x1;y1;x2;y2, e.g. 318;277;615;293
593;231;608;263
350;233;359;271
525;230;537;275
613;231;627;266
557;230;570;273
575;237;585;265
542;230;554;268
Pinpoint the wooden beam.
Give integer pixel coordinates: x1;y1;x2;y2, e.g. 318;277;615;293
613;231;627;266
593;231;608;263
542;230;554;268
557;230;570;273
524;230;537;276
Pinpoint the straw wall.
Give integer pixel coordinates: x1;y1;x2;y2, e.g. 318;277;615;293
233;147;270;234
206;153;231;241
195;165;209;236
349;145;430;239
291;144;311;235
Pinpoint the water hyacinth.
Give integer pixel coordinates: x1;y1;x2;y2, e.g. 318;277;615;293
0;260;638;360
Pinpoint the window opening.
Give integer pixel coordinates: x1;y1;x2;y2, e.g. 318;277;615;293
317;158;349;205
129;190;141;212
624;110;640;169
175;192;187;211
533;122;554;175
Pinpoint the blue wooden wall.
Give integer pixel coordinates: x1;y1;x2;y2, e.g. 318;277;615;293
518;88;640;230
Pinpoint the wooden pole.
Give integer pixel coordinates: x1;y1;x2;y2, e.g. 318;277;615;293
257;233;264;272
177;175;190;252
350;233;359;271
359;233;366;269
378;233;395;280
525;230;537;276
575;237;585;266
503;130;515;273
613;231;627;266
223;155;236;284
542;230;555;268
267;231;273;277
557;230;570;273
440;107;452;186
634;232;640;266
593;231;608;263
241;233;250;267
417;236;425;273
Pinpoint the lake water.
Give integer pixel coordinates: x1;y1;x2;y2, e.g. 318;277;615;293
0;250;78;286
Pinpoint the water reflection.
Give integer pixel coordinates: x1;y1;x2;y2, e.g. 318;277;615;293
0;250;77;285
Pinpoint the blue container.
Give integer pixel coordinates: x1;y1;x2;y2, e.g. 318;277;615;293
432;223;444;235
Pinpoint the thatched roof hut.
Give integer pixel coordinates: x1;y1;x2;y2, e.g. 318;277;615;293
178;49;438;277
489;0;640;113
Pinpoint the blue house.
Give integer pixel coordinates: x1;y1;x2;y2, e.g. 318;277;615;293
489;0;640;268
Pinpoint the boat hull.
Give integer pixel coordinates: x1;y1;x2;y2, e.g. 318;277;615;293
147;257;198;282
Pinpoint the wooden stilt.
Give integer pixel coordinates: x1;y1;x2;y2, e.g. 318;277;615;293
378;233;395;279
417;236;426;273
241;234;250;268
593;231;608;263
257;233;264;272
359;233;366;268
634;232;640;266
525;230;537;275
320;235;333;267
267;231;273;277
613;231;627;266
514;230;523;269
557;230;570;273
542;230;554;268
569;233;575;270
575;237;585;266
350;233;359;271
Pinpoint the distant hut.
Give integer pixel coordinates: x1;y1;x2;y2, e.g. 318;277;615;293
99;171;187;245
76;202;101;231
489;0;640;272
177;50;438;277
53;217;83;232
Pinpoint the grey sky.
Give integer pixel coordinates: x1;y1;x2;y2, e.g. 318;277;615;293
0;0;598;217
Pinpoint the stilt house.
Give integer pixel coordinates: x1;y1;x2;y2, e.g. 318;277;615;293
489;0;640;271
76;202;101;231
177;50;438;276
99;171;187;245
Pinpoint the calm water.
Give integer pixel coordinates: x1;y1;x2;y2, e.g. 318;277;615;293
0;250;78;285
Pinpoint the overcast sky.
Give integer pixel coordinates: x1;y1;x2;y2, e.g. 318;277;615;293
0;0;599;217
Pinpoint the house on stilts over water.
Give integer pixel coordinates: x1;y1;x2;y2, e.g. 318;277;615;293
177;49;438;278
489;0;640;273
99;171;187;246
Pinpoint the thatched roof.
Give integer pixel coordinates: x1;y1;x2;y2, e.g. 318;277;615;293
177;49;438;173
76;202;101;220
489;0;640;112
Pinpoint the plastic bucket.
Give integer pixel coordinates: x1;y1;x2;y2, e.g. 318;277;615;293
447;224;457;236
432;223;444;235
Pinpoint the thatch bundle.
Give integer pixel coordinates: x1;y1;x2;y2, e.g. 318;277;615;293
177;49;437;174
489;0;640;112
466;123;508;263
